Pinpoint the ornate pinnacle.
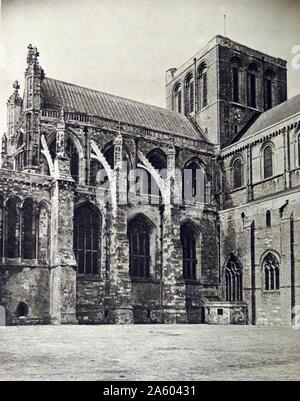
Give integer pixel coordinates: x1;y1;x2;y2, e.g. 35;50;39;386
13;80;20;94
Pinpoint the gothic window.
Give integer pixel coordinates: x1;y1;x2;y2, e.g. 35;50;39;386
173;83;182;113
128;214;151;278
263;145;273;179
181;222;198;281
225;254;243;301
247;63;258;108
22;199;36;259
232;57;242;103
197;65;208;110
0;196;3;258
185;74;194;115
263;253;280;291
233;158;243;189
17;132;24;149
73;203;101;275
264;70;275;111
6;197;19;258
266;210;271;228
182;159;206;203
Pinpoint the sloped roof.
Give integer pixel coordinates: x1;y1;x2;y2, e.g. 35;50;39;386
235;94;300;142
41;77;206;141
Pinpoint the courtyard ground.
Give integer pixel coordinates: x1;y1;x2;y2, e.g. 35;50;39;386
0;324;299;381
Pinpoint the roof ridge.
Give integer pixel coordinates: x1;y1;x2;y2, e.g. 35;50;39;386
44;76;187;118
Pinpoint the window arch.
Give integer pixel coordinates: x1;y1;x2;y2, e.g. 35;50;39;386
146;148;167;202
225;254;243;301
180;221;198;280
73;203;101;275
263;145;273;179
232;158;243;189
197;64;208;110
22;198;36;259
232;57;242;103
6;197;20;258
185;74;194;115
182;159;206;203
173;83;182;113
247;63;258;108
264;70;275;111
128;214;152;278
263;252;280;291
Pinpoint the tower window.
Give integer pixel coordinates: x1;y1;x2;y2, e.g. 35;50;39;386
197;65;208;110
173;83;182;113
263;253;280;291
264;70;275;111
247;63;258;108
185;74;194;115
232;66;240;103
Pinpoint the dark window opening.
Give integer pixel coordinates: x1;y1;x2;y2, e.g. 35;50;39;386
73;204;101;275
248;73;256;108
263;145;273;179
197;66;208;110
16;302;29;318
233;159;243;189
266;210;271;228
264;78;272;110
217;308;223;316
174;84;182;113
128;214;151;278
181;222;198;280
185;75;194;115
6;198;19;258
263;253;280;291
232;66;240;103
182;160;206;203
22;199;36;259
225;254;243;301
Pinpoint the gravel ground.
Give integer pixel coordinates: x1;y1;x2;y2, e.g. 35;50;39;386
0;324;299;381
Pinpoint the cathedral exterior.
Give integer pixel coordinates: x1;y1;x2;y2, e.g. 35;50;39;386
0;35;299;326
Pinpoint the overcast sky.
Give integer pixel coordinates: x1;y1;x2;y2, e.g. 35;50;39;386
0;0;300;137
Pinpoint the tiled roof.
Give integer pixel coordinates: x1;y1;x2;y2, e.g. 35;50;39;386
41;77;206;141
234;94;300;143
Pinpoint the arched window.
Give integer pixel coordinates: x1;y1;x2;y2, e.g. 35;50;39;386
182;159;206;203
266;210;271;228
38;203;50;261
17;132;24;149
197;65;208;110
22;199;36;259
233;158;243;189
264;70;275;111
232;57;242;103
263;145;273;179
180;222;198;280
6;197;19;258
73;203;101;275
16;302;29;318
185;74;194;115
263;253;280;291
128;214;151;278
225;254;243;301
247;63;258;108
173;83;182;113
0;196;3;258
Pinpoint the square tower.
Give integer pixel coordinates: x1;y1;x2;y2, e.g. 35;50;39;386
165;35;287;148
